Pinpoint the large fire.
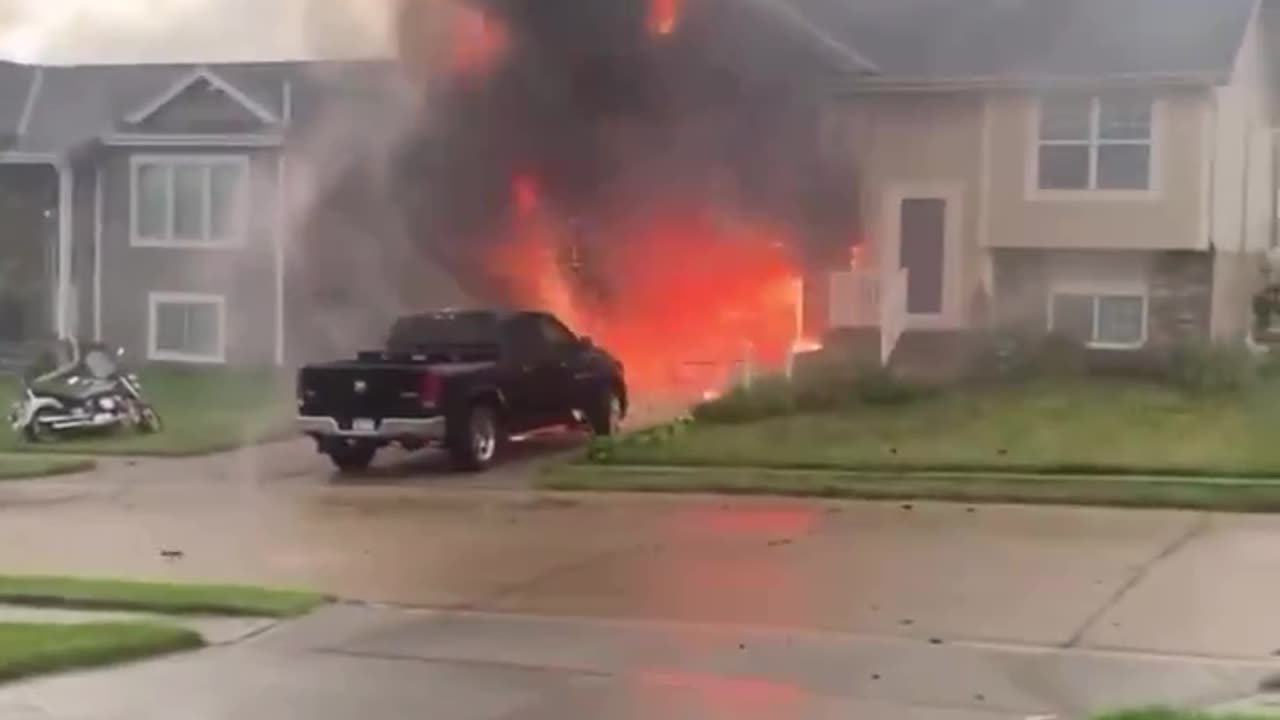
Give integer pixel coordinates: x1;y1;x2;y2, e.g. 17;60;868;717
449;5;506;77
487;177;807;398
390;0;849;401
647;0;682;36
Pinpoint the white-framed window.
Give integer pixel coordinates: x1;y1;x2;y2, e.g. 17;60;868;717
1049;291;1148;349
1036;93;1155;192
131;155;249;248
147;292;227;363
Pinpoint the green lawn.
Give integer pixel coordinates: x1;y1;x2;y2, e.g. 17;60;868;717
0;367;293;457
0;622;202;683
1095;710;1274;720
601;378;1280;478
0;454;94;479
544;465;1280;512
0;576;328;618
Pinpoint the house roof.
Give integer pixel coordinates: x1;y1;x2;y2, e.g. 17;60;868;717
4;59;407;156
786;0;1259;87
0;0;1262;154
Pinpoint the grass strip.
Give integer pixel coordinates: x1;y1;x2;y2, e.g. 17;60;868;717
542;465;1280;512
0;576;328;618
1094;709;1275;720
0;622;203;683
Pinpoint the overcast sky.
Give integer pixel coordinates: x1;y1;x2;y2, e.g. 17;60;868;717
0;0;394;64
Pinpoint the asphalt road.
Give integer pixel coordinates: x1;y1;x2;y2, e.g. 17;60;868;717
1;438;1279;718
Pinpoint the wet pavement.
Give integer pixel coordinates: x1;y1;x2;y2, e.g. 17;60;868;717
1;438;1280;717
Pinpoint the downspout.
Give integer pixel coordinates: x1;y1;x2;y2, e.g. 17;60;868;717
274;80;293;367
93;166;103;341
1241;117;1253;253
55;160;73;338
1208;98;1219;251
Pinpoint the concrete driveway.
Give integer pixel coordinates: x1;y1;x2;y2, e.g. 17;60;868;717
1;439;1279;718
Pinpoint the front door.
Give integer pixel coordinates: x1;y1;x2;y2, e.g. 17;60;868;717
887;184;959;328
900;198;946;317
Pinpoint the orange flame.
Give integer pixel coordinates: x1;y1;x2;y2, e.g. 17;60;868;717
450;5;507;77
647;0;681;36
486;179;806;400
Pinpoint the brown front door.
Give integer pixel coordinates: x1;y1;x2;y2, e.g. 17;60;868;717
899;197;946;317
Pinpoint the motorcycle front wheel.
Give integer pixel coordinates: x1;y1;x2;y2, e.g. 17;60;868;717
22;409;52;443
137;406;162;434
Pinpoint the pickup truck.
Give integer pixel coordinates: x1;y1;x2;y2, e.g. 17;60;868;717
296;309;627;472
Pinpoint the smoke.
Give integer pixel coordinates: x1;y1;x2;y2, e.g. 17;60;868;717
0;0;391;63
383;0;860;394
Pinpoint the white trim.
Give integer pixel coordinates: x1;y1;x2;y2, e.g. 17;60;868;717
1047;289;1149;350
1025;95;1164;202
833;71;1227;94
274;153;286;366
147;291;228;364
104;134;283;148
17;67;42;137
1200;96;1217;247
129;154;251;250
881;181;965;330
55;161;72;338
283;81;293;127
125;67;278;126
93;166;103;341
977;93;994;294
0;152;60;164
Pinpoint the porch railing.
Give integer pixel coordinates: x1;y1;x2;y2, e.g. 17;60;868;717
827;267;910;366
880;267;909;366
828;270;880;329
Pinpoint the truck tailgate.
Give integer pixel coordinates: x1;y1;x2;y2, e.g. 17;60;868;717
298;364;433;421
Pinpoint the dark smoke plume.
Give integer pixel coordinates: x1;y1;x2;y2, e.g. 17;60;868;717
391;0;860;312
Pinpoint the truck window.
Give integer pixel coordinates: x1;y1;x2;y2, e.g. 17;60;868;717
386;312;499;350
504;315;551;360
535;315;578;347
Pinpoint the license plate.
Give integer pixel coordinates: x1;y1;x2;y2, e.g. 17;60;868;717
353;419;377;433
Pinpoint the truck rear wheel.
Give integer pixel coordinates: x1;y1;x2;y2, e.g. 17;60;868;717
326;442;376;473
448;403;502;472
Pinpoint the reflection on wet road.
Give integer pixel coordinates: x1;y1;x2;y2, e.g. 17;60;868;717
1;439;1279;717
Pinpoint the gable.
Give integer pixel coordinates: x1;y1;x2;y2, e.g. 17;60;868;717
124;68;279;135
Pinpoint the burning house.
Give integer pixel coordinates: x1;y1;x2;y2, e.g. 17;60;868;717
388;0;865;393
393;0;1276;382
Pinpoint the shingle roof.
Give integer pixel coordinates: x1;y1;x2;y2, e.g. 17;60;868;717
786;0;1258;86
0;0;1263;153
10;59;406;155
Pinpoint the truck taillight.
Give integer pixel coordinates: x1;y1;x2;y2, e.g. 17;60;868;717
419;372;442;407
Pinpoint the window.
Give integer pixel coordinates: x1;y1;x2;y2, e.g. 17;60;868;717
535;315;579;347
1036;94;1154;192
131;156;248;247
1049;292;1147;349
148;292;226;363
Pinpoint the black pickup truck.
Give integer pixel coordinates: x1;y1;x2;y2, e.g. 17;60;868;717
296;310;627;472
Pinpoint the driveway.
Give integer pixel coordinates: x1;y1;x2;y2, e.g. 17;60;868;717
1;440;1280;717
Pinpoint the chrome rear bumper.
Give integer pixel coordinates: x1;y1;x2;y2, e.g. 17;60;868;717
296;415;446;440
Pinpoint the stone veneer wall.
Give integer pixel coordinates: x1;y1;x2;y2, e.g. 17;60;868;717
1147;251;1213;347
991;249;1213;348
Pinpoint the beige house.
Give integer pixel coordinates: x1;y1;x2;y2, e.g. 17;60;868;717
818;0;1276;361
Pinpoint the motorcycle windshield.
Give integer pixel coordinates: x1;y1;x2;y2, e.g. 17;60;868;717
82;349;118;379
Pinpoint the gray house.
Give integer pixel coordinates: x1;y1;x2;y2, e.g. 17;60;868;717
0;59;471;367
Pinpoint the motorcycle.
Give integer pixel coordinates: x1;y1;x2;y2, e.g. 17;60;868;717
10;341;162;442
